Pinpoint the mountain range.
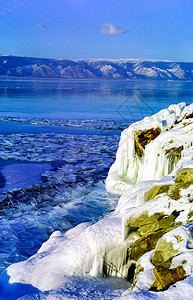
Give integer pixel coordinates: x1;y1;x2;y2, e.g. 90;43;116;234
1;55;193;80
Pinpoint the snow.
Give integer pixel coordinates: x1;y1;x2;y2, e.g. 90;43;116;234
134;66;158;77
168;65;185;79
2;217;123;293
76;58;173;63
120;276;193;300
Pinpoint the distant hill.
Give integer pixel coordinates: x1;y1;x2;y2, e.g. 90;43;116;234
1;55;193;80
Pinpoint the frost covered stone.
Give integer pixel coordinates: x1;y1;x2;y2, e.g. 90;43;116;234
106;102;193;194
132;225;193;293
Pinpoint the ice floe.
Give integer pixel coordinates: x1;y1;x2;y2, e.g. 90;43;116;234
0;116;127;131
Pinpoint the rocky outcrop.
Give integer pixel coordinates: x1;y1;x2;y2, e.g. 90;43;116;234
106;103;193;194
110;103;193;295
114;164;193;285
132;225;193;293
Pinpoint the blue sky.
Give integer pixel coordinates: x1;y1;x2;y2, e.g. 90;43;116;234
0;0;193;61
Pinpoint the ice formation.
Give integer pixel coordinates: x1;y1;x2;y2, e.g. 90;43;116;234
2;102;193;299
106;102;193;194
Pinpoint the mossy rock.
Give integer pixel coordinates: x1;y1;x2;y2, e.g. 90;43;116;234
145;168;193;202
125;212;164;229
134;127;161;157
152;239;179;266
125;212;149;228
145;185;172;201
157;211;181;230
150;265;186;291
126;210;182;266
175;168;193;189
134;263;144;278
132;263;144;290
187;211;193;223
126;211;181;237
138;213;177;236
127;230;166;262
163;168;193;200
167;185;180;200
188;211;193;219
175;235;184;243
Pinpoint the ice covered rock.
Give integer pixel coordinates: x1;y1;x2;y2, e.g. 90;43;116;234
132;224;193;293
113;163;192;288
106;102;193;195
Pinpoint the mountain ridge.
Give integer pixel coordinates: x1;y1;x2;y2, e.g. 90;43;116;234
1;55;193;80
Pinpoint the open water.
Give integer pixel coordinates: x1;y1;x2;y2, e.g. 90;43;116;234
0;78;193;298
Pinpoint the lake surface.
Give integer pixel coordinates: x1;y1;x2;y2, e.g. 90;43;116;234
0;78;193;298
1;78;193;120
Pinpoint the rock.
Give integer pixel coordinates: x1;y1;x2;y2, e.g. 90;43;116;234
145;184;172;201
121;163;193;284
132;225;193;292
151;239;179;266
151;265;186;291
134;127;161;157
175;168;193;189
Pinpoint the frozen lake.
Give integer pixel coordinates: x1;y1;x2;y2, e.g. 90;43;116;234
0;78;193;298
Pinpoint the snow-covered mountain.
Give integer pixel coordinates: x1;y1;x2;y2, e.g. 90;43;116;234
1;55;193;80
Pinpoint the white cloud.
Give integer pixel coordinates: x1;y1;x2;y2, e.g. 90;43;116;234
35;23;46;31
100;24;127;35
